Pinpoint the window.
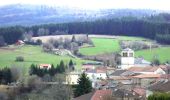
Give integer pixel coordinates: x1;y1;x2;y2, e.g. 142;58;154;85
129;53;133;57
123;52;128;57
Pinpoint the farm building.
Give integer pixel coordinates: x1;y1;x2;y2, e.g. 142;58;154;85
39;64;51;69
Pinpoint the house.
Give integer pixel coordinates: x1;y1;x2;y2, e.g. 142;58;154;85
82;65;95;72
128;66;166;75
132;74;161;87
148;80;170;92
112;88;140;100
91;89;113;100
39;64;51;69
85;69;107;80
74;91;95;100
109;69;127;78
15;40;25;45
134;57;151;67
66;71;81;85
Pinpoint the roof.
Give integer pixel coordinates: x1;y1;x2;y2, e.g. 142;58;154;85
134;58;151;65
82;65;95;70
148;80;170;92
121;70;135;76
91;89;112;100
112;88;139;98
122;48;134;52
110;69;127;76
132;74;161;78
74;91;95;100
85;69;106;73
39;64;51;66
128;66;161;72
133;87;146;96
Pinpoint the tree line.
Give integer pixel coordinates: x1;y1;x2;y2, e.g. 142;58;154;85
0;67;12;84
1;16;170;45
29;60;75;77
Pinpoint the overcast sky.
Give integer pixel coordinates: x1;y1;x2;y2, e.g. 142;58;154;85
0;0;170;10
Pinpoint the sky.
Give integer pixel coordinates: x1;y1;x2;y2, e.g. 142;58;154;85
0;0;170;10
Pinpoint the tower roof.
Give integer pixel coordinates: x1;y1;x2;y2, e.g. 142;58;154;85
122;48;134;51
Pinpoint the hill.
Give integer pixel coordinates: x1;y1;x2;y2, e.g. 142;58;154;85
0;45;90;74
0;4;159;26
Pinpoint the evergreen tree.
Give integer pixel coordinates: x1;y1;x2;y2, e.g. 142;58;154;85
74;73;92;97
71;35;76;42
49;64;56;76
69;59;74;71
59;60;65;73
30;64;36;75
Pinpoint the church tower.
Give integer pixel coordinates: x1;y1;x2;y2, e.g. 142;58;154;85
120;48;135;69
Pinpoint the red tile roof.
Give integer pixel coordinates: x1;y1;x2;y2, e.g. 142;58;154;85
91;89;112;100
133;74;161;78
133;87;146;96
128;66;161;72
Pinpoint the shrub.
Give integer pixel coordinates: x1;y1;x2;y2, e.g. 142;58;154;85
15;56;24;62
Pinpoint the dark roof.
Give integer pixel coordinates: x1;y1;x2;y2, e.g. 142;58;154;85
112;88;139;98
111;70;127;76
73;91;95;100
148;80;170;92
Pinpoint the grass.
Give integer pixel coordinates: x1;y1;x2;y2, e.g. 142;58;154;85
117;36;148;41
79;36;146;56
0;45;90;75
135;47;170;63
79;38;120;55
80;36;170;63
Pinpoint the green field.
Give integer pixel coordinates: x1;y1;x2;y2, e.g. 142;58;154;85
79;36;147;56
79;36;170;63
79;38;120;55
0;45;89;74
135;47;170;63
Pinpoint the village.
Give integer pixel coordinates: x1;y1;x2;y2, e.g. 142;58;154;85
1;1;170;100
63;48;170;100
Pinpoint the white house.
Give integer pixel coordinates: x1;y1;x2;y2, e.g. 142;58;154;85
85;69;107;80
119;48;135;69
39;64;51;69
66;71;81;85
128;66;166;75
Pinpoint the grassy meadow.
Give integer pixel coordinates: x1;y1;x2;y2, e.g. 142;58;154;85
135;47;170;63
80;36;170;63
0;45;89;74
79;38;120;55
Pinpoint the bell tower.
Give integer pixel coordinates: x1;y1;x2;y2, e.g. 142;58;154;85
120;48;134;69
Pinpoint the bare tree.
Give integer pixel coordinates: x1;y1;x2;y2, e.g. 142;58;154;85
10;66;22;82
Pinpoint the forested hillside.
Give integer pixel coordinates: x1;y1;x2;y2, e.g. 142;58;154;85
1;14;170;45
0;4;159;26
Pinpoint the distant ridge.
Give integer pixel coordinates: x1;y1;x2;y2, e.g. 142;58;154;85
0;4;161;26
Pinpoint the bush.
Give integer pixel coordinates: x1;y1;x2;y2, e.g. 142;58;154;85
15;56;24;62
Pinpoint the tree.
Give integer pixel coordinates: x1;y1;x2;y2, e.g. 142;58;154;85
58;60;65;73
15;56;24;62
74;73;92;97
10;66;22;82
71;35;76;42
0;35;5;47
49;64;56;76
69;59;74;71
148;92;170;100
152;58;160;66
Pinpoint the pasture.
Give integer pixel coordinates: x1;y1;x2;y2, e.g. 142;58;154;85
79;36;148;56
135;47;170;63
0;45;89;74
79;38;120;55
79;35;170;63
